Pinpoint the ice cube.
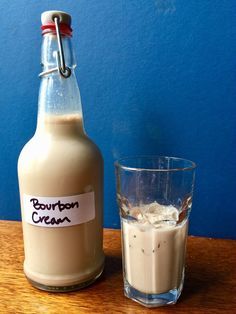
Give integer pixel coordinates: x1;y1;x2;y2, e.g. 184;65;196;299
117;194;130;215
143;202;179;227
129;206;144;221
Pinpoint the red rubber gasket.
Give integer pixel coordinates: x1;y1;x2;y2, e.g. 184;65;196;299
41;23;72;36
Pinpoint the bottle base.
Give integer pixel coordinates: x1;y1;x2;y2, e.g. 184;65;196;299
25;265;104;292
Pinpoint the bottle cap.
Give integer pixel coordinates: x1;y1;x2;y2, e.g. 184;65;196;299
41;10;72;36
41;10;71;27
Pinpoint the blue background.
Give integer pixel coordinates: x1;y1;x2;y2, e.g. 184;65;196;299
0;1;235;239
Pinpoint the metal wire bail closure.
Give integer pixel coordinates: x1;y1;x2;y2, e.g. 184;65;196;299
53;16;71;78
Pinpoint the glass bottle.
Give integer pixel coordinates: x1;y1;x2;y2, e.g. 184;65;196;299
18;10;104;292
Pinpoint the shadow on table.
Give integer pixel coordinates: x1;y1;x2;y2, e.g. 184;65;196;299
179;256;228;304
66;254;122;295
103;254;122;279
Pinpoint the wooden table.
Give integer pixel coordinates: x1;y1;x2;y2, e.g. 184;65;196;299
0;221;235;313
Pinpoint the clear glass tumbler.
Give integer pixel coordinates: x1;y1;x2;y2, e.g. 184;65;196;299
115;156;196;307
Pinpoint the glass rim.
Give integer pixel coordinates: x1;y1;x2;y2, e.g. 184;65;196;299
114;155;196;172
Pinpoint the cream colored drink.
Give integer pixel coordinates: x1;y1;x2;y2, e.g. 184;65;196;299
121;203;188;294
18;113;104;289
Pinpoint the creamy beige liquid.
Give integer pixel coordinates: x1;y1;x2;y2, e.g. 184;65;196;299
122;210;188;294
18;114;104;288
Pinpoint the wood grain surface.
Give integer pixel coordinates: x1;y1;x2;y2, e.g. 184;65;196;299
0;220;235;314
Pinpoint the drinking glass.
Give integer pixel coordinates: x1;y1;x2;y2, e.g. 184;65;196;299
115;156;196;307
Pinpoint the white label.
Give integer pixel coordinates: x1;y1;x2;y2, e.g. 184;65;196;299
23;192;95;228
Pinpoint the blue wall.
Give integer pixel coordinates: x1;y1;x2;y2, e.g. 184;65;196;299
0;1;235;239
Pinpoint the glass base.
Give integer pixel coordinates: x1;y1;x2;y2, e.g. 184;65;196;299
124;276;184;308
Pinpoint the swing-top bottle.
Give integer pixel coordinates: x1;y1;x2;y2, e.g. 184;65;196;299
18;10;104;291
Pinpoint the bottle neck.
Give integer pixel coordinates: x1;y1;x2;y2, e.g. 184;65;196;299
36;33;84;135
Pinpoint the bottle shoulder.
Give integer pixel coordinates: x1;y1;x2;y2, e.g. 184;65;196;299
18;133;103;174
